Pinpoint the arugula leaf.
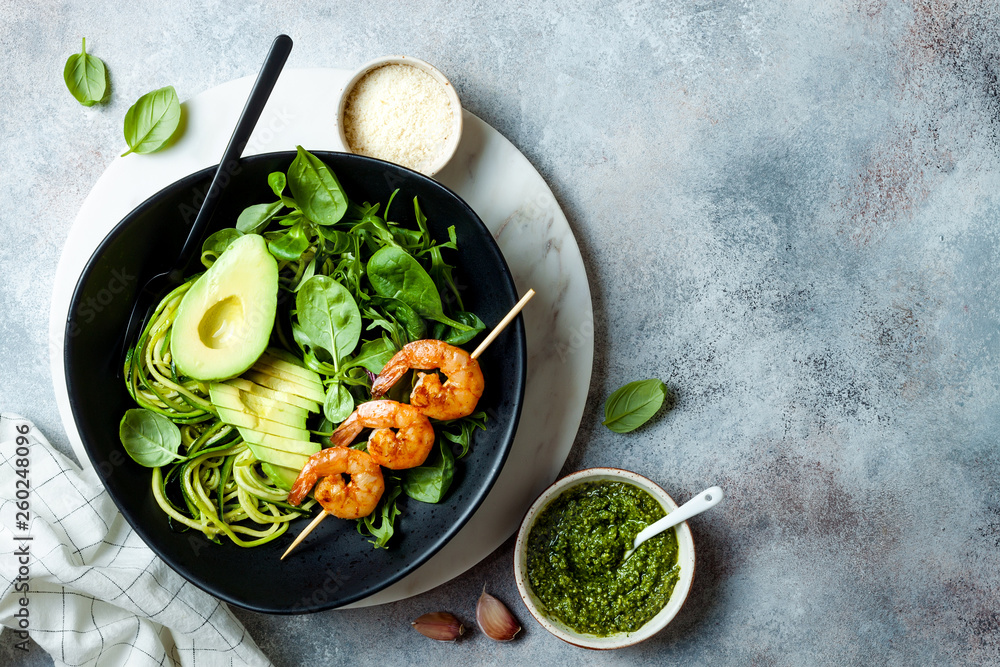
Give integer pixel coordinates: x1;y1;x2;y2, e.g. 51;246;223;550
357;482;402;549
63;38;108;107
441;411;488;458
288;146;347;225
366;246;472;331
237;201;284;234
121;86;182;156
200;228;243;268
603;379;668;433
443;311;485;345
119;409;184;467
402;440;455;503
294;275;362;368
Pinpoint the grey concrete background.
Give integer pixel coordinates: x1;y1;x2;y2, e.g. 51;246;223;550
2;0;999;665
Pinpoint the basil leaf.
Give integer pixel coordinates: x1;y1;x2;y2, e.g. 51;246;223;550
121;86;182;156
323;382;354;422
602;379;667;433
344;337;397;374
357;482;402;549
295;275;362;366
402;440;455;503
288;146;347;226
237;200;284;234
119;409;184;467
366;246;472;331
63;38;108;107
200;228;243;268
267;222;310;261
268;171;287;198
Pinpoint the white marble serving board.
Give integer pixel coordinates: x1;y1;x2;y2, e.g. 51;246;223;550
48;68;593;607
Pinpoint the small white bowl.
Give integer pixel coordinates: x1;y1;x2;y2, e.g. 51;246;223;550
335;55;463;177
513;468;696;650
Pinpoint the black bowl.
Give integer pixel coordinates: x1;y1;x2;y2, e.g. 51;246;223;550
64;151;525;613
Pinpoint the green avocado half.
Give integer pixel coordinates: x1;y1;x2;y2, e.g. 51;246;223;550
171;234;278;381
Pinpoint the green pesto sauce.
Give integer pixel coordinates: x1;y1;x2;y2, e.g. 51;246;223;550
526;481;680;636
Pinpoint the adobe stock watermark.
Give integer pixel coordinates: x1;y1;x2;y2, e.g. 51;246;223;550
10;422;33;652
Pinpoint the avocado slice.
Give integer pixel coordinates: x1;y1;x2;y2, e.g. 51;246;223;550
208;382;308;427
244;370;326;403
217;407;310;440
260;350;324;384
261;462;300;491
226;378;320;413
170;235;279;381
243;441;312;470
237;427;321;455
251;358;325;396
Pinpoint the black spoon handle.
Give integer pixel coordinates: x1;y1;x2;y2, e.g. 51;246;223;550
172;34;293;275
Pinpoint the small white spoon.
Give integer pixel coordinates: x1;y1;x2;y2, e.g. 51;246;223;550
622;486;724;562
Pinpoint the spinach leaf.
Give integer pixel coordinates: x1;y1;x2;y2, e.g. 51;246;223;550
288;146;347;226
366;246;472;331
603;379;668;433
323;382;354;422
119;409;184;467
317;226;353;253
344;337;397;374
357;481;402;549
200;228;243;268
63;38;108;107
294;275;362;368
402;440;455;503
121;86;182;156
441;410;488;458
267;221;311;261
237;201;284;234
292;256;317;292
268;171;287;198
443;311;485;345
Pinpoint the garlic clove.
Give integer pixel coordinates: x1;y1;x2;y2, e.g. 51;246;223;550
412;611;466;641
476;588;521;641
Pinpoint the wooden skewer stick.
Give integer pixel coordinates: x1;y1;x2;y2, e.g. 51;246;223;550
280;288;536;560
280;509;329;560
471;289;534;360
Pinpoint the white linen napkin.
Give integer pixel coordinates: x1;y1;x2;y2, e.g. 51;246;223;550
0;414;271;667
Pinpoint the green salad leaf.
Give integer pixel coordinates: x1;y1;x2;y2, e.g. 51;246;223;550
237;201;284;234
358;482;402;549
288;145;348;225
119;409;184;467
121;86;182;156
402;441;456;503
366;246;472;331
323;382;354;423
63;38;108;107
294;275;362;368
602;379;668;433
441;411;488;458
200;228;243;268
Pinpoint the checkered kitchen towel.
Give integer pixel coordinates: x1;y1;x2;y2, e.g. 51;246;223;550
0;414;271;666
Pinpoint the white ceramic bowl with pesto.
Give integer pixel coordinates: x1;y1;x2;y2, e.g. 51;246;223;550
335;55;463;177
513;468;696;650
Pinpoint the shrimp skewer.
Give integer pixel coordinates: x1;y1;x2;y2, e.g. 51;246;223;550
280;290;535;559
371;340;484;420
331;400;435;470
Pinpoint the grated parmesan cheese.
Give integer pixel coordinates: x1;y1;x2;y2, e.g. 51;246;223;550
343;64;455;173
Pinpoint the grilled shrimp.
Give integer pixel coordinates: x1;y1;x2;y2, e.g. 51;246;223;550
287;447;385;519
371;340;485;420
331;399;435;470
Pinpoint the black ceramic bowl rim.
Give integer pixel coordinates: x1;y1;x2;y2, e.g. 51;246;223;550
64;150;526;613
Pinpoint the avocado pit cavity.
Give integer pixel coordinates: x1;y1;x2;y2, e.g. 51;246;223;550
198;296;246;349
